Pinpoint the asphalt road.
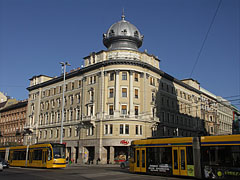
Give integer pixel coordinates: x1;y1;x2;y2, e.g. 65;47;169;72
0;165;195;180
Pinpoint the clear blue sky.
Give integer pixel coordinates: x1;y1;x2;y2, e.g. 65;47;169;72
0;0;239;109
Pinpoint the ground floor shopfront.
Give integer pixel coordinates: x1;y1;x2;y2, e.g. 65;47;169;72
64;138;133;165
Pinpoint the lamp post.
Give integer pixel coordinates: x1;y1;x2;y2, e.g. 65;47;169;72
60;62;71;144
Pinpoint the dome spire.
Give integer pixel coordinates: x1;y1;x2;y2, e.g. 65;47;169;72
121;8;125;20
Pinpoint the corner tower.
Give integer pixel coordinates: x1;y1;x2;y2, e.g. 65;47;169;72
103;14;144;51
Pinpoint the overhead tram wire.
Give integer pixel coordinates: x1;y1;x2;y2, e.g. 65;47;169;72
190;0;222;78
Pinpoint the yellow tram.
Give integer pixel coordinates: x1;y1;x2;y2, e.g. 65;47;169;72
130;134;240;179
0;143;66;168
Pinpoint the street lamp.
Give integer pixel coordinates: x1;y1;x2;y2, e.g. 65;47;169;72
60;61;71;144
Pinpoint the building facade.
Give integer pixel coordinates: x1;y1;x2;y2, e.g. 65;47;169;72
24;15;234;164
0;100;28;146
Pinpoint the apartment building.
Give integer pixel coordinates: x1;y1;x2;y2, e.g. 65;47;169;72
24;14;234;164
0;100;28;146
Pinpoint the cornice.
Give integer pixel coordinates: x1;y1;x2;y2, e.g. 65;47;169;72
27;59;201;95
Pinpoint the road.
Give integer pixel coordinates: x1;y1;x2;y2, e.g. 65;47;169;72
0;165;194;180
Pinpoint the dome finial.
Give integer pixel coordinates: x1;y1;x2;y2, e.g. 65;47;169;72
121;8;125;20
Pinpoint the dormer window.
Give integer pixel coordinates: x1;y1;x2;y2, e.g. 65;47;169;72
109;29;115;37
134;31;139;38
121;29;127;35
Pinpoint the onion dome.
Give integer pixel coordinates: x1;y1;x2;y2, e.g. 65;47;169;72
103;13;144;51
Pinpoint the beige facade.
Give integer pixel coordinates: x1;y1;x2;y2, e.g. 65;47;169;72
24;16;234;164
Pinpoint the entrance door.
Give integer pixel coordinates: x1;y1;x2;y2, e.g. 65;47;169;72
172;147;187;176
134;148;146;173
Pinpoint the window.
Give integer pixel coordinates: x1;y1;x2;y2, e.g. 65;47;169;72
63;129;65;137
150;77;155;85
56;129;59;138
77;93;81;103
110;72;114;81
135;106;139;115
121;105;127;115
134;73;139;81
104;124;113;135
152;92;155;102
122;88;127;97
120;124;124;134
68;128;72;137
135;89;138;99
76;108;80;120
125;124;129;134
109;105;114;115
50;129;53;138
109;88;114;98
120;124;129;135
87;126;94;136
136;125;139;135
70;95;74;105
75;127;79;137
122;72;127;80
72;82;74;90
69;110;73;121
78;80;81;88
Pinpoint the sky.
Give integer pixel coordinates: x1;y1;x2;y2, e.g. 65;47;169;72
0;0;239;109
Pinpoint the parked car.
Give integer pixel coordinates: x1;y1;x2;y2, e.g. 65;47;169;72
0;159;9;168
120;160;129;169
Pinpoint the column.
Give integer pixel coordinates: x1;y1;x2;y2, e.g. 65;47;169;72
114;70;120;117
129;71;134;117
109;146;114;164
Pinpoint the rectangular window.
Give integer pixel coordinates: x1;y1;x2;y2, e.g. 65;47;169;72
121;105;127;115
122;72;127;80
136;125;139;135
125;124;129;134
78;80;81;88
135;106;139;115
109;88;114;98
134;73;139;81
122;88;127;97
110;72;114;81
120;124;124;134
135;89;138;99
109;105;114;115
110;124;113;134
105;125;108;134
63;129;65;137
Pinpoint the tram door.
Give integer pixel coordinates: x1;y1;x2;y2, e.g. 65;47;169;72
42;149;47;167
134;148;146;173
172;147;187;176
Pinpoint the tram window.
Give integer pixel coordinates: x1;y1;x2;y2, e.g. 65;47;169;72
186;146;193;165
0;151;5;159
48;148;52;161
137;150;140;167
180;150;185;170
142;150;145;168
173;150;178;169
33;150;42;160
147;147;172;165
13;151;26;160
202;145;240;167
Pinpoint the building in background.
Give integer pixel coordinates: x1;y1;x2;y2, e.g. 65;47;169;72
0;100;28;146
24;14;236;164
232;106;240;134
